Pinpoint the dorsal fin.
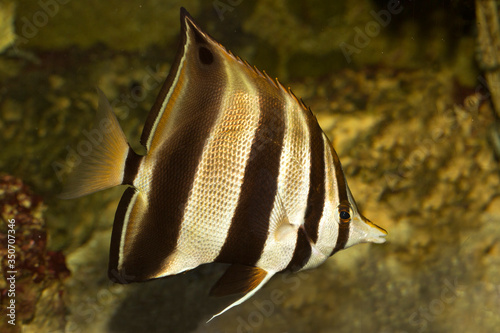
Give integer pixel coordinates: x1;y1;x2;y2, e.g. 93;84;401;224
140;7;222;151
208;265;273;322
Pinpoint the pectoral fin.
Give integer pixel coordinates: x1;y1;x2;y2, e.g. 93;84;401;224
208;264;274;322
270;192;297;242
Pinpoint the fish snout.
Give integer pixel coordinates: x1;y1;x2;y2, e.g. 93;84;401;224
362;216;387;244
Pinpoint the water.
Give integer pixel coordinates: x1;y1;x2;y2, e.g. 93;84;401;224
1;1;499;332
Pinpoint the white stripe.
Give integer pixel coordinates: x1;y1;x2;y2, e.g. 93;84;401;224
118;190;139;270
256;89;310;271
301;134;339;270
277;92;311;227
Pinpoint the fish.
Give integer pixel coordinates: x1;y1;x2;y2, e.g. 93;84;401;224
61;7;387;320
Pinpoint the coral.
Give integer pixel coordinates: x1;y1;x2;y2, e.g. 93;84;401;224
0;174;69;333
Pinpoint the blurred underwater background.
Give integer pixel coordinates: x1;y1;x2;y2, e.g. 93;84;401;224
0;0;499;332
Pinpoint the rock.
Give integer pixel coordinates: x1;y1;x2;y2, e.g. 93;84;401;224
0;174;69;333
0;1;15;53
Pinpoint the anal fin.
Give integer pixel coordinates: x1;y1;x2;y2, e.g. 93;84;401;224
208;264;274;322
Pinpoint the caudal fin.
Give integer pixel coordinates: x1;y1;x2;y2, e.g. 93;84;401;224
59;89;130;199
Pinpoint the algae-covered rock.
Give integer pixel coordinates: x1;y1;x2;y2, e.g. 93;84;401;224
0;174;69;333
0;1;15;53
14;0;200;51
241;0;477;85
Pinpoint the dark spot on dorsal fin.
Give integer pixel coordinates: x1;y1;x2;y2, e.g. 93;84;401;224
198;46;214;65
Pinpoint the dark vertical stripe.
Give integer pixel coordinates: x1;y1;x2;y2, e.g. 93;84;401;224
326;139;351;256
328;139;349;207
331;222;350;256
108;187;136;283
285;228;312;272
216;96;286;266
122;148;142;186
303;115;326;243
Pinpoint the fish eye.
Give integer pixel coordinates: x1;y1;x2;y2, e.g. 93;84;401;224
339;210;350;221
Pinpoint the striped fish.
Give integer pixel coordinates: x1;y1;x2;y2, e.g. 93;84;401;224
61;8;387;320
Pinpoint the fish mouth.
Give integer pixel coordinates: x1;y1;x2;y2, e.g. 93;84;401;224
367;224;387;243
362;216;388;244
366;220;388;235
